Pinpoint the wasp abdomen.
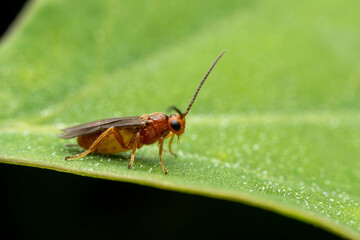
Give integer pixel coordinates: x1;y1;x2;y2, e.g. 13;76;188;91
77;128;136;154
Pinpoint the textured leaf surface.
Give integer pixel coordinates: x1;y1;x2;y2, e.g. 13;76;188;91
1;0;360;238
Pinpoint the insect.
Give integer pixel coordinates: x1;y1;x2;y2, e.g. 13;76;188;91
59;50;226;174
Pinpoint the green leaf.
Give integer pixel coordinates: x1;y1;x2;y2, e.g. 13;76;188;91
1;0;360;238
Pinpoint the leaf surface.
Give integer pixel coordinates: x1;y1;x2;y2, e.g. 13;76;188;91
1;0;360;238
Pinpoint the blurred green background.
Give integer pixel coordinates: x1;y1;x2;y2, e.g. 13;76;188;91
1;0;360;238
1;0;359;123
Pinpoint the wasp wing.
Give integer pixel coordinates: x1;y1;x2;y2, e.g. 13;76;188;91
58;116;145;139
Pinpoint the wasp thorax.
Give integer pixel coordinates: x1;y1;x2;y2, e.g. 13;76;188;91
168;114;185;135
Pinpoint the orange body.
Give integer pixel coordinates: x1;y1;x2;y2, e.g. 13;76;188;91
77;113;171;154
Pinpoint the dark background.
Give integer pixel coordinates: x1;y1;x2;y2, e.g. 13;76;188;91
0;2;341;239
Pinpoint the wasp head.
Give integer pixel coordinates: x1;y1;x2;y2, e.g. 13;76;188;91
167;106;186;137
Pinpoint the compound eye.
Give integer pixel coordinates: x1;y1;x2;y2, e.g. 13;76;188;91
170;120;181;131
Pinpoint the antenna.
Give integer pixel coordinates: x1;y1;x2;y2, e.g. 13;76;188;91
183;50;226;117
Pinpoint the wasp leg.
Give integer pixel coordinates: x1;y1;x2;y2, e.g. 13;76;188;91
127;131;139;149
161;132;176;157
65;127;126;160
158;137;168;174
128;132;140;169
111;128;130;149
167;132;177;157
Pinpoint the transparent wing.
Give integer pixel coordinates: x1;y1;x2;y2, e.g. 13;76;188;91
58;116;145;139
